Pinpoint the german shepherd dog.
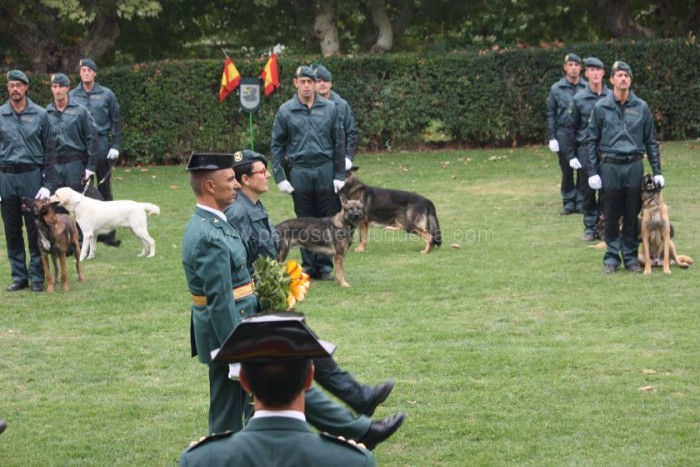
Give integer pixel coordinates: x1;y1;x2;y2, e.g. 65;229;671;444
276;199;364;287
22;197;84;292
639;174;692;274
342;166;442;254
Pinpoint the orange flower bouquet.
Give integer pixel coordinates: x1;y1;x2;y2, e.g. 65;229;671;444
253;256;311;312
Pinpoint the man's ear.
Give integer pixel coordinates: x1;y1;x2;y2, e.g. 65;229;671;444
305;364;315;390
240;368;252;393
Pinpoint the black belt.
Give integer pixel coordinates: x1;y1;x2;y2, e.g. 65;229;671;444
600;154;642;164
0;164;40;174
57;154;84;164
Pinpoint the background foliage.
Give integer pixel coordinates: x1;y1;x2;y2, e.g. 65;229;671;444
19;38;700;164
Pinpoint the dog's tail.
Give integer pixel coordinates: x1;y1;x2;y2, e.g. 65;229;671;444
141;203;160;216
427;201;442;247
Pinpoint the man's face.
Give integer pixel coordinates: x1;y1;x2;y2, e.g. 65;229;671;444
210;168;240;210
79;66;96;85
294;77;316;100
315;79;332;98
7;80;27;102
585;66;605;86
610;70;631;92
564;61;582;80
243;161;270;195
51;83;69;102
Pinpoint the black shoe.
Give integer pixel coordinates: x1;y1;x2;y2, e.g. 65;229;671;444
319;272;336;282
560;208;574;216
581;232;595;242
104;239;121;247
31;281;44;292
603;264;617;274
359;412;405;450
361;380;395;417
625;263;642;273
0;419;6;434
6;280;28;292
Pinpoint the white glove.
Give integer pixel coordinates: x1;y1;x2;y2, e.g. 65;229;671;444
569;158;582;170
333;179;345;193
277;180;294;194
228;363;240;381
588;175;602;190
654;175;665;188
548;139;560;153
345;158;353;171
35;187;50;200
84;169;95;180
107;148;119;160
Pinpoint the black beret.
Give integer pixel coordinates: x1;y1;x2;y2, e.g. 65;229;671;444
233;149;268;169
7;70;29;85
611;60;633;78
564;53;582;64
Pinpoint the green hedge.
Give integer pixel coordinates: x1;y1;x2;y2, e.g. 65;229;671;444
19;38;699;165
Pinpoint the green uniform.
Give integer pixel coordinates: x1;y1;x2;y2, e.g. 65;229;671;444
224;194;373;439
180;416;376;467
182;206;259;434
587;91;662;268
270;93;345;277
0;97;57;284
569;85;610;235
329;90;358;161
547;76;588;211
46;100;98;191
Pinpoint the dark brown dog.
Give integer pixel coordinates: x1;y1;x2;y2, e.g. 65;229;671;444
276;199;364;287
22;197;84;292
639;174;692;274
341;166;442;254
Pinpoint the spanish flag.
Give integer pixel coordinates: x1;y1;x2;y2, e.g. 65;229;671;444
260;54;280;97
219;57;241;103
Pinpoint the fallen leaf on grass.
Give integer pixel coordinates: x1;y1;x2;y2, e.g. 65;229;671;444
169;185;180;190
642;369;657;375
451;243;461;249
638;385;656;392
140;168;150;173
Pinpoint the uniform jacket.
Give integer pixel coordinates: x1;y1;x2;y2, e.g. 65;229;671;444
546;76;588;140
586;91;662;177
270;93;345;184
224;192;278;275
179;416;376;467
182;206;258;363
329;90;358;160
46;100;99;171
69;82;121;149
569;85;610;144
0;97;57;189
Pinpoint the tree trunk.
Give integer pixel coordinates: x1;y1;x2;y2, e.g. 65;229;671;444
365;0;393;53
314;0;340;56
594;0;655;38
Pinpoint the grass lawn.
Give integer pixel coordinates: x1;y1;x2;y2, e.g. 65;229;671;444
1;140;699;466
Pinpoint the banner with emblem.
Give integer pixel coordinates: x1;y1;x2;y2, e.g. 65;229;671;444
239;77;262;114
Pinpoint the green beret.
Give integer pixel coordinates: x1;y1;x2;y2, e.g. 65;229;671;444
564;53;582;64
79;58;97;72
294;65;316;81
611;60;632;78
312;64;332;82
232;149;267;169
213;312;335;363
7;70;29;85
583;57;604;69
186;152;234;172
51;73;71;86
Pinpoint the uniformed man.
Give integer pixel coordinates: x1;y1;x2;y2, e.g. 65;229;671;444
547;53;588;215
69;58;121;247
0;70;57;292
46;73;98;192
568;57;610;241
225;149;396;417
587;61;663;274
312;63;358;171
271;65;345;281
182;152;259;434
179;313;378;467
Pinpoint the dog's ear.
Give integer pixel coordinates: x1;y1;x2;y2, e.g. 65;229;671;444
338;193;348;207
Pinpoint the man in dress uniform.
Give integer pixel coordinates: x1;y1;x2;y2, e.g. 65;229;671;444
0;70;57;292
179;313;377;467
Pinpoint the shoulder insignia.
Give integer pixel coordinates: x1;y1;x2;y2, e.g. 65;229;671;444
320;432;369;453
186;430;234;451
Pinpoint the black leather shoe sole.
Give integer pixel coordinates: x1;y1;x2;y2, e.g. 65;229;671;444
361;380;395;417
6;281;28;292
359;411;405;450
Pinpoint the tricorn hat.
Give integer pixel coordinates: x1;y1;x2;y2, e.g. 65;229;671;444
186;152;234;172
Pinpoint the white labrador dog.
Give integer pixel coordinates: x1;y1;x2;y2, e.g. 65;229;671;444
49;187;160;260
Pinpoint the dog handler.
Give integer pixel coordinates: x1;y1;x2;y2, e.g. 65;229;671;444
587;61;663;274
271;65;345;281
0;70;57;292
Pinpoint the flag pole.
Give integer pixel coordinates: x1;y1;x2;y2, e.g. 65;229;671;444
249;113;254;150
